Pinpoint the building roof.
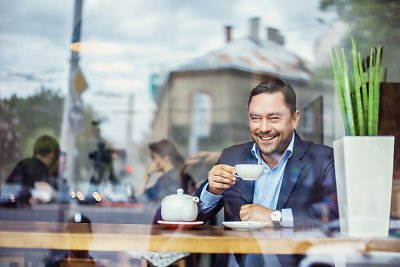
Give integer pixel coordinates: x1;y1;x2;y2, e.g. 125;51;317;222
173;37;312;82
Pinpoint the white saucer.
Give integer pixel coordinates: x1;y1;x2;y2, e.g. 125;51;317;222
222;221;269;230
157;220;204;229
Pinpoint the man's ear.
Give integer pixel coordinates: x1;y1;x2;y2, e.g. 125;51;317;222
292;110;300;129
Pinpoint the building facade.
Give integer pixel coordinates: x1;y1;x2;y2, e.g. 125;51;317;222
151;18;334;156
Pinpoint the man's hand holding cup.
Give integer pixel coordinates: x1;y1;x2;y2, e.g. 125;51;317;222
207;164;236;195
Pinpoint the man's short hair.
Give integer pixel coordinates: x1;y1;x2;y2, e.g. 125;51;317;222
248;79;297;115
33;135;60;157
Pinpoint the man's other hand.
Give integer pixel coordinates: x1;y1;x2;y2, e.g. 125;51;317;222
240;204;273;224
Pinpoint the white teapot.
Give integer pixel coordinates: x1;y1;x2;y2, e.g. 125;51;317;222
161;188;199;221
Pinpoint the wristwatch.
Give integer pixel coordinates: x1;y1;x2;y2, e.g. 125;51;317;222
270;210;282;227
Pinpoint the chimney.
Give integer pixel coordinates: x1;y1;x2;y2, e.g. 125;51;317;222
249;17;260;43
267;27;285;46
225;25;232;43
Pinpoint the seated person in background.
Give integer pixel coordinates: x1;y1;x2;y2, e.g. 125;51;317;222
180;151;221;194
135;139;185;204
3;134;60;205
195;79;338;267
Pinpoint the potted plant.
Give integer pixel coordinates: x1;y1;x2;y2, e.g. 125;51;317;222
331;38;394;237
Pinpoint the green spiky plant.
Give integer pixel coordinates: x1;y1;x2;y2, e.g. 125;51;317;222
331;38;382;136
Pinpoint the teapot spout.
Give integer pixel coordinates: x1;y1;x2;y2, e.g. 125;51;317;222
192;196;199;203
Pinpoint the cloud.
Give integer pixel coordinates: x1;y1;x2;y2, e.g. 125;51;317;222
0;0;72;45
87;62;135;73
0;0;338;145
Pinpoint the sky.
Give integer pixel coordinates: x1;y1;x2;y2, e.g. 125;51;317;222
0;0;337;148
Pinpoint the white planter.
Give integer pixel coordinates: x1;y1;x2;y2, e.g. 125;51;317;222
333;136;394;237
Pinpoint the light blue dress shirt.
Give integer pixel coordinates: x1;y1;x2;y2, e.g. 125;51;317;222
200;132;295;227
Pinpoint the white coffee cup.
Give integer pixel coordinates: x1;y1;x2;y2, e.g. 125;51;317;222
234;164;264;180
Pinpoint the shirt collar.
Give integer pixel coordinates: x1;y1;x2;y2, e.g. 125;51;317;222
251;132;295;165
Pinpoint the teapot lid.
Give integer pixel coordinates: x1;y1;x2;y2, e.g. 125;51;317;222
167;188;192;199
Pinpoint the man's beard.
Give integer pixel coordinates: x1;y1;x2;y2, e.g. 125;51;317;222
258;141;279;157
251;132;288;159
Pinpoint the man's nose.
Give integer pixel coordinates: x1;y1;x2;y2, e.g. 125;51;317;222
259;119;271;132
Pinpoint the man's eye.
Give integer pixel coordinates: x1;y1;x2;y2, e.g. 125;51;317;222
251;117;260;121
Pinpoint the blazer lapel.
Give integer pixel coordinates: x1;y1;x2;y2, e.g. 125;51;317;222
276;133;306;210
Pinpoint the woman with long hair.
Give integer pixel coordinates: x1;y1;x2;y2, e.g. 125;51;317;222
135;139;184;204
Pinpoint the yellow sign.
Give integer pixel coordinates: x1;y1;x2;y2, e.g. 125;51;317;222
74;66;88;96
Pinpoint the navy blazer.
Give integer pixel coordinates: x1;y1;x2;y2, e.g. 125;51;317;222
195;132;338;228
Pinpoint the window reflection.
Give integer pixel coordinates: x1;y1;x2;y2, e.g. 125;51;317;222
1;0;399;266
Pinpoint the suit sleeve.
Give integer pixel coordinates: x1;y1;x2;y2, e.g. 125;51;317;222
194;172;225;222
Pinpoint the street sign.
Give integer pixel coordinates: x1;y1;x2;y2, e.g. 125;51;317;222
73;65;88;96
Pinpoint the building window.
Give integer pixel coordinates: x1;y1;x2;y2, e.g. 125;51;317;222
189;91;212;154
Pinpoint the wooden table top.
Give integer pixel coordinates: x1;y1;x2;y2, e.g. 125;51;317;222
0;221;399;255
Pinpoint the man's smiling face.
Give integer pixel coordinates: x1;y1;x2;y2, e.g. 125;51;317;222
248;92;299;162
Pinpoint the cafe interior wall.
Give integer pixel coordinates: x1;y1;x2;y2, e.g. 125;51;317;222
378;83;400;218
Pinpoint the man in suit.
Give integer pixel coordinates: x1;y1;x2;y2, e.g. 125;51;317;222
195;79;338;266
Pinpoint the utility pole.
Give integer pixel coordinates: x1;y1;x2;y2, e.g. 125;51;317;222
60;0;84;186
126;93;134;146
126;92;138;185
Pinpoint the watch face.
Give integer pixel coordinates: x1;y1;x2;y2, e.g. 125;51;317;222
271;210;282;222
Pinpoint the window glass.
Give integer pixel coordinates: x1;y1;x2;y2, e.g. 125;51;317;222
1;1;399;266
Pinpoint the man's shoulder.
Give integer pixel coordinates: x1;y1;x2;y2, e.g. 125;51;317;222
300;139;333;158
18;157;42;167
306;141;332;151
7;158;32;174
